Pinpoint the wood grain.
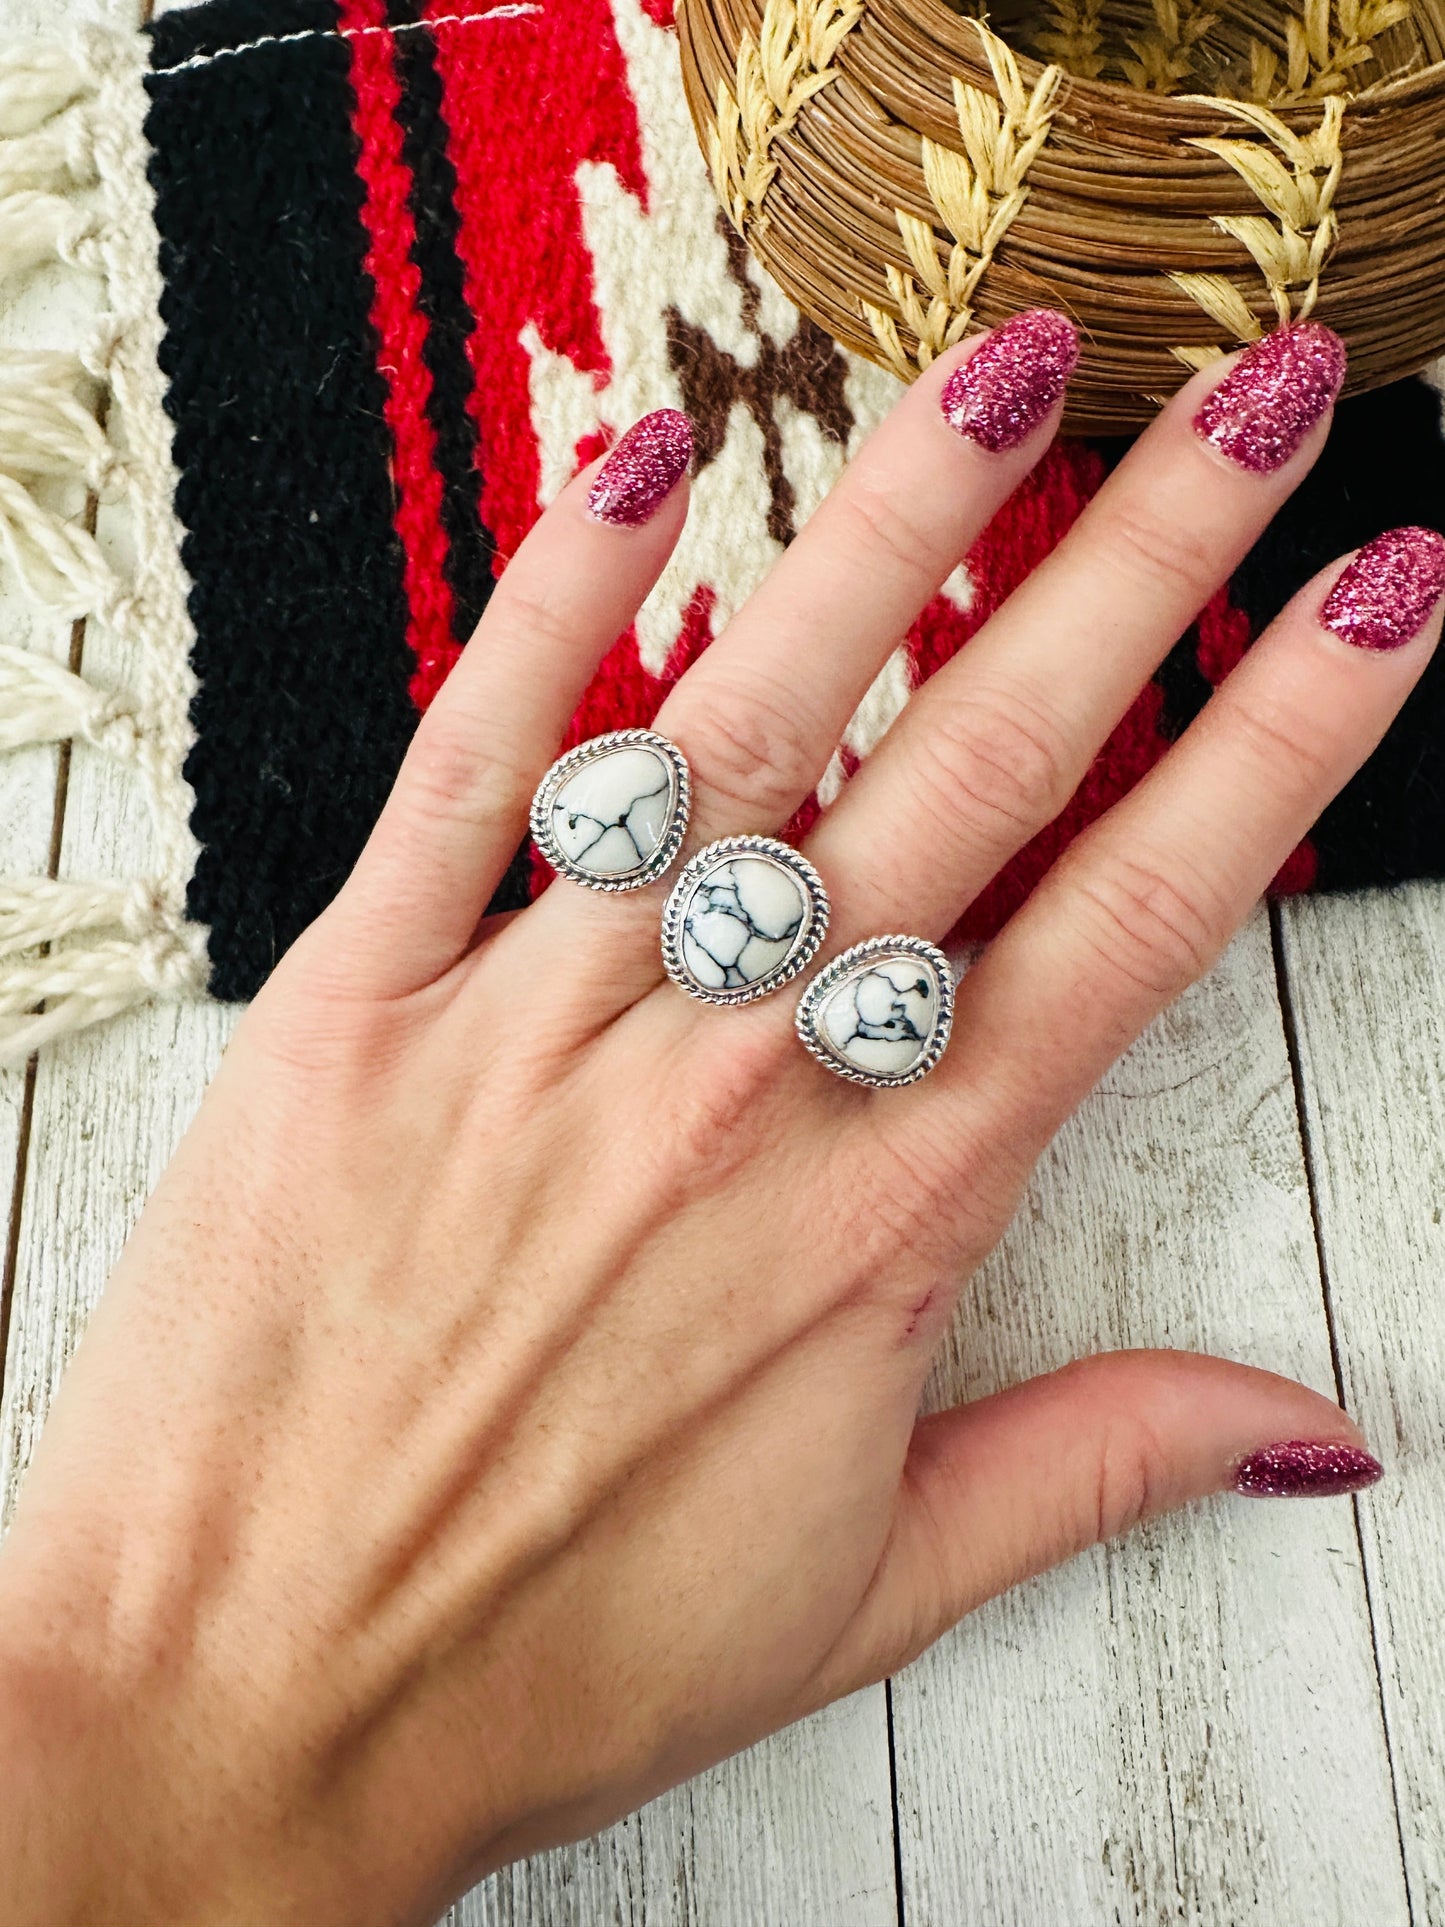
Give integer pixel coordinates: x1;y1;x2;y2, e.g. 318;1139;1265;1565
891;914;1409;1926
1280;883;1445;1927
461;1689;897;1927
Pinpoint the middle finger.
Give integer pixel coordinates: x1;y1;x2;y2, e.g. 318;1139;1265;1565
803;323;1348;946
521;311;1081;985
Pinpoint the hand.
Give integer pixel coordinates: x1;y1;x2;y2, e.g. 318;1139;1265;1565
0;316;1437;1927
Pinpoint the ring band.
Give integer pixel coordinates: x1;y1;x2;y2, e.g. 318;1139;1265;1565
531;729;691;891
795;936;955;1086
662;836;830;1005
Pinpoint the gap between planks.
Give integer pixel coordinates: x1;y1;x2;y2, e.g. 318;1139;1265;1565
0;581;98;1400
1268;897;1416;1925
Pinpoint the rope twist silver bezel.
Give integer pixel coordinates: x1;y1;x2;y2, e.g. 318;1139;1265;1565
795;934;956;1087
530;728;692;892
661;834;831;1005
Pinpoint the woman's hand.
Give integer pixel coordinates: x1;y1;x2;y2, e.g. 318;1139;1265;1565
0;315;1438;1927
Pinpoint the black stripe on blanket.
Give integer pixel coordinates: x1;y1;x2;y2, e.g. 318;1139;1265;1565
386;0;498;645
147;2;420;1001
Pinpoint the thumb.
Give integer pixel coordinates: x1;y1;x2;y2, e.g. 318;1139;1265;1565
820;1349;1381;1695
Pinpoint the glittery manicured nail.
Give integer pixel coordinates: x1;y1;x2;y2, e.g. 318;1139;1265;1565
1193;323;1347;473
1235;1440;1383;1499
939;310;1080;453
587;409;693;527
1320;525;1445;651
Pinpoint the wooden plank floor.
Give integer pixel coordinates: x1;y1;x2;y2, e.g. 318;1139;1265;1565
2;3;1442;1919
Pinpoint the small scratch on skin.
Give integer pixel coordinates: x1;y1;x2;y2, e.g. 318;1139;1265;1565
902;1288;938;1341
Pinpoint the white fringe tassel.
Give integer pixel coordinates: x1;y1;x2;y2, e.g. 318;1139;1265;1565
0;643;139;755
0;30;207;1068
0;186;97;280
0;875;181;955
0;105;97;197
0;904;208;1064
0;350;114;484
0;469;127;617
0;40;92;138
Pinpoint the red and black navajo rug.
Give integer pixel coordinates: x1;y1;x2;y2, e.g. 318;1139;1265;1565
0;0;1442;1055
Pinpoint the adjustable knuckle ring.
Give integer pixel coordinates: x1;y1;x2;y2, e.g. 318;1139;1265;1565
795;936;955;1087
661;836;830;1005
531;729;691;891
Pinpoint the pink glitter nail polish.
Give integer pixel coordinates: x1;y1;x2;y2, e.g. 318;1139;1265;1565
1235;1440;1383;1498
1193;323;1347;473
939;310;1080;453
587;409;694;526
1320;525;1445;651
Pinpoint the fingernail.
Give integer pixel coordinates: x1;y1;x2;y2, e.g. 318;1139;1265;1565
587;409;693;527
1235;1439;1383;1498
939;309;1080;453
1320;525;1445;651
1193;323;1347;473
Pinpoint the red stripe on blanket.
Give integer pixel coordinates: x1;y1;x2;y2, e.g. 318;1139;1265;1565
421;0;644;579
339;0;459;704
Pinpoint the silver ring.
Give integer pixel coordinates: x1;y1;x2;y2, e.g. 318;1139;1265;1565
795;936;955;1087
531;729;691;891
662;836;830;1005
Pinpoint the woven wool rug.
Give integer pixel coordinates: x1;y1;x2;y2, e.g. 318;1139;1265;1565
0;0;1442;1060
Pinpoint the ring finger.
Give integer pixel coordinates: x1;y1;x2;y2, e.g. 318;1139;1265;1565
933;523;1445;1154
521;312;1081;986
803;324;1348;948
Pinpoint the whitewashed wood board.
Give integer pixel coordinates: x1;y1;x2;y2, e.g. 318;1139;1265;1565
893;913;1407;1927
1281;886;1445;1927
462;1686;897;1927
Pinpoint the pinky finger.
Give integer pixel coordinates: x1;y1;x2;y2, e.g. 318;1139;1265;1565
938;526;1445;1151
306;411;693;998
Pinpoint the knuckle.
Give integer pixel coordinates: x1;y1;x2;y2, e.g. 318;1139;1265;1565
1100;496;1219;603
1042;1355;1185;1549
836;481;950;583
398;708;527;833
1068;845;1223;1000
677;677;822;817
242;953;402;1082
911;683;1074;842
1216;689;1335;792
489;581;579;664
642;1019;798;1197
1090;1416;1164;1542
831;1116;1005;1287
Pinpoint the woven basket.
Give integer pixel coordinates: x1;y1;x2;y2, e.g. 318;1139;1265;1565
676;0;1445;433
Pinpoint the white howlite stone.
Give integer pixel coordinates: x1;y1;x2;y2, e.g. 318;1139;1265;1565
551;746;672;875
821;958;941;1076
681;855;807;991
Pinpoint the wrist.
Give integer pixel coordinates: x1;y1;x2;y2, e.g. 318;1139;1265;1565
0;1569;222;1927
0;1579;511;1927
0;1616;119;1926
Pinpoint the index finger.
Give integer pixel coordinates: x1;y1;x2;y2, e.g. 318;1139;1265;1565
652;310;1082;841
